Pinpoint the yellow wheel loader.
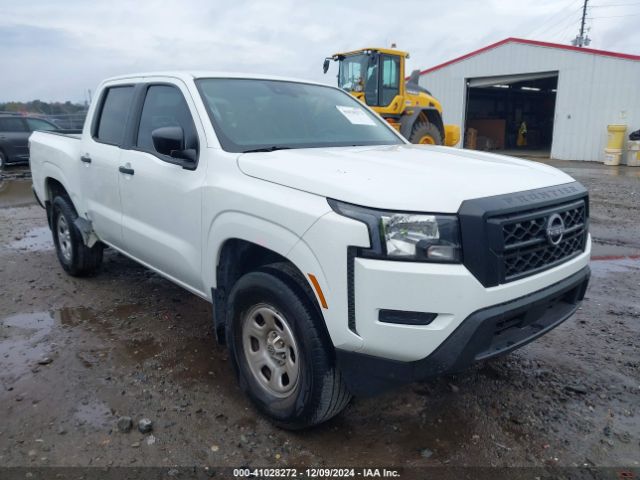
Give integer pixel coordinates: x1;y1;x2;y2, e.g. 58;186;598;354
323;47;460;146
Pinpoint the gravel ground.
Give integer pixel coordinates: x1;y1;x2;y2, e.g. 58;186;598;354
0;161;638;472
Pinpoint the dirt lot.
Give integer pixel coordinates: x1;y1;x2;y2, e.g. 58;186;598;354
0;161;638;472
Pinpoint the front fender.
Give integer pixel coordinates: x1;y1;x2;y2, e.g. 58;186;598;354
203;210;364;351
204;211;305;294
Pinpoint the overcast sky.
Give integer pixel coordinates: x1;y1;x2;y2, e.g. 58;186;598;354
1;0;639;103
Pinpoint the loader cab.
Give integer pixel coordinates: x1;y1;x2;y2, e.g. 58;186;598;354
327;48;407;115
324;46;460;147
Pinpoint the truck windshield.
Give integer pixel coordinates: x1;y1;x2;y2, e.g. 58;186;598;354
196;78;403;153
338;54;374;93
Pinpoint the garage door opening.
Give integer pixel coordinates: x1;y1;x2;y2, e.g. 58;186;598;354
464;72;558;158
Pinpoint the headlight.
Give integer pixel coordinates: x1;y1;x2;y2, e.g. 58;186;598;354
328;199;462;263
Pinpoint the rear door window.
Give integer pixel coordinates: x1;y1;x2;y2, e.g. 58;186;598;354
0;117;27;132
95;86;135;145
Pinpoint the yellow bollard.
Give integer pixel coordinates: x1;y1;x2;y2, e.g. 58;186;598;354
606;125;627;150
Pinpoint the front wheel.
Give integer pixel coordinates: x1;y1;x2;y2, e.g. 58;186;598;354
226;268;352;429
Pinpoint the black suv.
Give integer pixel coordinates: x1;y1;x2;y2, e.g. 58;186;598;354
0;115;58;168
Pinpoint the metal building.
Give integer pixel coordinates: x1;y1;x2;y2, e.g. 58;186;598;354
418;38;640;161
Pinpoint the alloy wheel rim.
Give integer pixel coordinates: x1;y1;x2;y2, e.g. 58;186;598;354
57;214;72;262
242;304;300;398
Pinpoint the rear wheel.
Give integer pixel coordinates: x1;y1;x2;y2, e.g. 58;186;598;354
409;121;443;145
226;268;352;429
51;196;103;276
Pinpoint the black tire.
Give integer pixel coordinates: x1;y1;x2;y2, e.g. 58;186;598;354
226;267;352;429
51;195;103;276
0;150;6;170
409;121;443;145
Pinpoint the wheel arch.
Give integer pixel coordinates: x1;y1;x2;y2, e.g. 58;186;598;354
206;213;330;344
45;176;70;201
43;175;77;228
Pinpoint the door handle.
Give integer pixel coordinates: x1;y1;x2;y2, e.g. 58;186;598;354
119;166;135;175
80;155;92;163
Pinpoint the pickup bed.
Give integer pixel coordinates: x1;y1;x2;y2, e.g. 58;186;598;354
30;72;591;428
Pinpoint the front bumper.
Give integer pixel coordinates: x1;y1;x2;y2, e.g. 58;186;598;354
336;265;590;396
350;235;590;361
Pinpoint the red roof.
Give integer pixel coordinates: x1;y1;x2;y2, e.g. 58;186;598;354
419;37;640;75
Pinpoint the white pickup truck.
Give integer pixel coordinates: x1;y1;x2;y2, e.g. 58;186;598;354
30;72;591;429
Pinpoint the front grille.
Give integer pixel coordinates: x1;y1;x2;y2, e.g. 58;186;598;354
459;182;589;287
492;200;587;282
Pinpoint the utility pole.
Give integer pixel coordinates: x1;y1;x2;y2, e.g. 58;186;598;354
572;0;591;47
579;0;587;42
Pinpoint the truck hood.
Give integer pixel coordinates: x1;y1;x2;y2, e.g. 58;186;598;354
237;144;575;212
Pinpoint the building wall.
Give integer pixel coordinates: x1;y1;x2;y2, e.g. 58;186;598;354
419;42;640;161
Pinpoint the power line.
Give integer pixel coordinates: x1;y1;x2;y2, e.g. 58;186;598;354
589;11;640;16
589;2;640;6
544;14;584;39
523;0;584;38
554;16;585;41
517;0;636;45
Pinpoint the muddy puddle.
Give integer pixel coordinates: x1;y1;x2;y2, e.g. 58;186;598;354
537;160;640;178
0;178;35;208
0;312;54;383
562;166;640;179
6;225;53;252
0;301;226;392
590;254;640;277
73;398;115;429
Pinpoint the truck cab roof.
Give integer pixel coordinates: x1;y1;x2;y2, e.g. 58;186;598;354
101;71;331;88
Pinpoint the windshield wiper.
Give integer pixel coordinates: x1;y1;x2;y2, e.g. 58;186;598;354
242;146;292;153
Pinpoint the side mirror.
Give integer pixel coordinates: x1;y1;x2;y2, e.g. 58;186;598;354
152;126;184;156
151;126;197;169
323;58;331;74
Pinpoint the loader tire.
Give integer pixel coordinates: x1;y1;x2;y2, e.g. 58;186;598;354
409;121;443;145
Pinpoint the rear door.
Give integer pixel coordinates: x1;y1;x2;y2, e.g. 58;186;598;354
79;85;136;249
117;81;206;292
0;117;30;162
